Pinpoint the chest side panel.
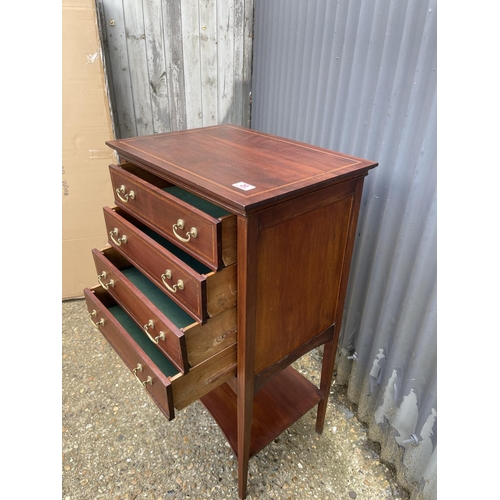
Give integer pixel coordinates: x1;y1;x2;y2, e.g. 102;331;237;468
253;179;360;375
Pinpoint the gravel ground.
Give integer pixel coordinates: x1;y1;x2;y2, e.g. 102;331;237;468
62;298;409;500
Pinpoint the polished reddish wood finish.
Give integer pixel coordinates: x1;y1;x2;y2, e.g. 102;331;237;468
91;247;189;373
83;286;237;421
109;164;236;271
253;180;358;374
102;206;236;323
103;125;377;499
201;366;322;458
106;125;376;214
253;324;334;394
235;213;259;498
84;287;176;420
91;246;238;374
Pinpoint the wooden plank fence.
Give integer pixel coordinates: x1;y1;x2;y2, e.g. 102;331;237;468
95;0;253;138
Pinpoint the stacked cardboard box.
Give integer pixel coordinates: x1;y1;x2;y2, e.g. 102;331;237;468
62;0;115;299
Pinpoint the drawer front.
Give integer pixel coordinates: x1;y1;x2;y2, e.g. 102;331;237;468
109;164;224;270
84;286;238;420
91;248;190;374
103;206;208;323
84;287;176;420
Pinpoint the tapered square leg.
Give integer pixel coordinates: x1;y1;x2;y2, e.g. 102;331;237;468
236;214;259;499
237;384;253;499
316;337;336;434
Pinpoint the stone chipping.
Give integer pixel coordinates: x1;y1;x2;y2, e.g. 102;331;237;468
62;299;409;500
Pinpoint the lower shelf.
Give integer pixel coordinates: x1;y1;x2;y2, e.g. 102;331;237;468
200;365;322;458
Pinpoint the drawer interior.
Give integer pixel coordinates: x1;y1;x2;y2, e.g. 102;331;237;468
122;263;237;366
120;265;195;329
99;247;197;331
120;163;231;219
164;185;230;219
108;301;179;379
113;207;212;276
141;222;212;275
97;247;237;367
88;285;237;417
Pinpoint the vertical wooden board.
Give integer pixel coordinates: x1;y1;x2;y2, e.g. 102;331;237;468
143;0;171;133
217;0;235;123
162;0;187;131
100;0;137;138
242;0;253;127
232;0;244;125
99;0;253;137
122;0;154;136
199;0;218;125
181;0;204;129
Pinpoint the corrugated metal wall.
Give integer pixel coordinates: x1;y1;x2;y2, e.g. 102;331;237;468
251;1;436;499
95;0;253;138
94;0;436;497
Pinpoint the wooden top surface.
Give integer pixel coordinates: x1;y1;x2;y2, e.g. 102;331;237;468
106;125;378;214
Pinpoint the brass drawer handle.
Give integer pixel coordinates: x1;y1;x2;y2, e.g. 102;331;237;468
97;271;115;290
88;309;105;328
143;319;166;344
109;228;127;246
161;269;184;293
116;184;135;203
173;219;198;243
133;363;153;387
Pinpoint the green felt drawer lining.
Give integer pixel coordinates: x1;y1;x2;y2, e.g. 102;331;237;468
140;225;210;275
120;266;193;329
163;185;230;219
108;303;179;378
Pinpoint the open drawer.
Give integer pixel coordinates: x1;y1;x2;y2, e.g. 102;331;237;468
103;206;237;324
84;286;237;421
92;246;237;373
108;163;236;271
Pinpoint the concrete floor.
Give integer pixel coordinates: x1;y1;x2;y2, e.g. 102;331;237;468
62;298;409;500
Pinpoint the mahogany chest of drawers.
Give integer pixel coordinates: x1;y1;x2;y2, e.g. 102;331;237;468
83;124;377;498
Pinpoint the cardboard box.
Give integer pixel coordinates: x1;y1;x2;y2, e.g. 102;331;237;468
62;0;116;299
